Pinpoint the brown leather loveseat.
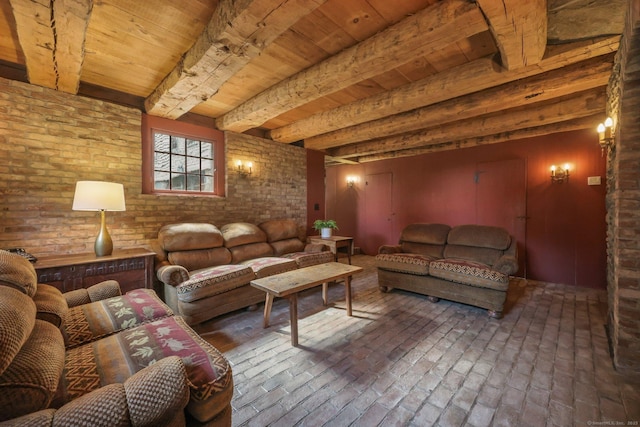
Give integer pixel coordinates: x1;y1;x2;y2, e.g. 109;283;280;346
376;223;518;318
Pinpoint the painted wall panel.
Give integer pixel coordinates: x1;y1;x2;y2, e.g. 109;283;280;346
325;129;607;288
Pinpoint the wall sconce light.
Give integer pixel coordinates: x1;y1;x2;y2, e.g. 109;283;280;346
236;160;252;176
72;181;126;257
597;117;614;155
550;164;570;183
346;175;358;188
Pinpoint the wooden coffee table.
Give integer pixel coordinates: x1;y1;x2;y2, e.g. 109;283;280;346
250;262;363;346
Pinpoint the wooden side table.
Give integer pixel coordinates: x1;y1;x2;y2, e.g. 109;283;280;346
34;248;156;294
309;236;354;264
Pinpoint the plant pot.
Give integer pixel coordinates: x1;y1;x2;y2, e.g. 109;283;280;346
321;228;332;238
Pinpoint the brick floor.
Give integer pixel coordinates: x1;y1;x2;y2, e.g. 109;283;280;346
193;255;640;426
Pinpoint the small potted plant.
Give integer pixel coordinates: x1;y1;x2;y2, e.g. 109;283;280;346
313;219;338;238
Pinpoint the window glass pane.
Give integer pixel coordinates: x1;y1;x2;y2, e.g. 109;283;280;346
201;142;213;159
171;174;185;190
186;156;200;173
154;171;170;189
186;174;200;191
154;152;170;172
201;158;214;175
171;154;185;173
154;133;170;153
201;176;213;192
187;140;200;157
171;137;186;154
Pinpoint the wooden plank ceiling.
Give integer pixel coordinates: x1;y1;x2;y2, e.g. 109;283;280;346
0;0;625;165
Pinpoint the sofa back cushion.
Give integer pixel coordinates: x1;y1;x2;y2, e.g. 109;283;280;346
158;223;224;252
0;250;38;297
222;223;273;263
168;248;232;272
399;223;450;258
444;225;512;266
259;219;300;242
0;287;37;375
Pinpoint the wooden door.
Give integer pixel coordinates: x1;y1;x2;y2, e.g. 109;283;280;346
475;159;527;276
363;172;394;255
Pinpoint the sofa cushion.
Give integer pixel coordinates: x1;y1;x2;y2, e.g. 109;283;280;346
0;319;65;421
444;245;504;267
60;316;233;423
229;242;274;264
221;222;267;248
159;223;224;252
259;219;300;242
447;224;511;250
375;253;433;275
33;284;68;328
400;223;451;245
0;287;36;375
0;250;38;297
282;251;334;268
168;247;232;272
270;238;305;256
63;289;174;349
400;242;446;259
429;259;509;291
177;264;255;303
241;257;298;279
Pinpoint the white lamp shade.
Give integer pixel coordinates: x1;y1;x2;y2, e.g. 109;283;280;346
72;181;126;211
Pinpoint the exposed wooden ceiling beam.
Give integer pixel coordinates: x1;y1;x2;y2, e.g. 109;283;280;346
215;0;489;133
476;0;547;70
304;54;613;151
270;36;619;144
329;87;605;159
144;0;327;119
353;114;601;163
9;0;91;93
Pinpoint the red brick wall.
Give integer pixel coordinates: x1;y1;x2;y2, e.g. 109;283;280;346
0;78;307;257
607;0;640;374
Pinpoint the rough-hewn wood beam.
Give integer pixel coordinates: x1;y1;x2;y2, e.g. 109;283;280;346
304;53;613;151
351;114;601;163
216;0;489;133
270;36;619;143
476;0;547;70
328;87;605;159
145;0;327;119
9;0;91;93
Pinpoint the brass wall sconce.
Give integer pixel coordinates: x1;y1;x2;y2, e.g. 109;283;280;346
236;160;252;176
550;164;570;183
346;175;358;188
597;117;614;155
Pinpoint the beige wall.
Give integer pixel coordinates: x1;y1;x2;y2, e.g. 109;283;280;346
0;77;307;257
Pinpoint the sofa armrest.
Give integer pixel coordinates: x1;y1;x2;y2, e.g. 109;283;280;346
64;280;122;308
303;243;328;253
157;264;190;287
10;356;190;426
378;244;402;254
493;255;518;276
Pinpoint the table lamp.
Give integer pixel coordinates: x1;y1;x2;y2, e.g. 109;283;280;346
72;181;126;257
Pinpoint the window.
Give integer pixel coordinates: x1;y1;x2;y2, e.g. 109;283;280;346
142;114;225;196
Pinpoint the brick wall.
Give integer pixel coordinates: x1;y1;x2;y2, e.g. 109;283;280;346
0;77;307;257
607;0;640;374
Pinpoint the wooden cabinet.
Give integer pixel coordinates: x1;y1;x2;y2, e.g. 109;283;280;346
34;248;156;294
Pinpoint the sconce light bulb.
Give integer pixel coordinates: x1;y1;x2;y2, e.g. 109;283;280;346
236;160;242;167
563;163;570;171
597;123;605;133
604;117;613;128
247;162;252;168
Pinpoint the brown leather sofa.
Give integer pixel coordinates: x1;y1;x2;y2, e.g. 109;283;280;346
376;223;518;318
0;250;233;426
155;219;334;325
